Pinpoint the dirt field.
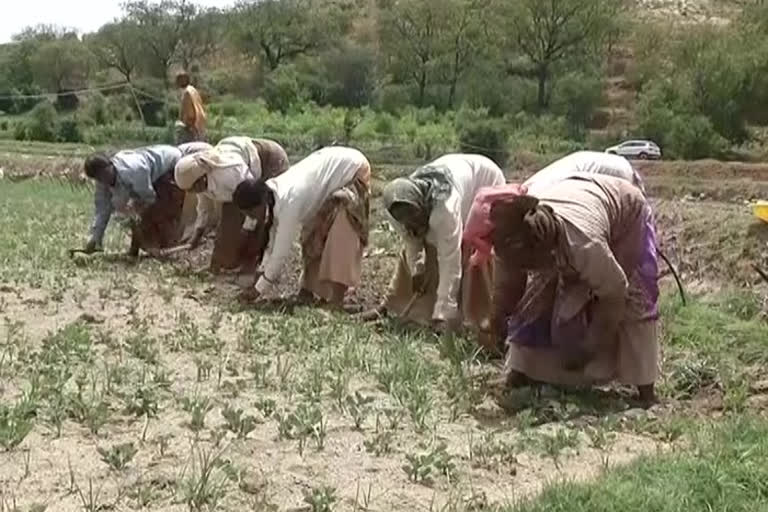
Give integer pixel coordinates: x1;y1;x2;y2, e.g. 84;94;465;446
0;153;766;512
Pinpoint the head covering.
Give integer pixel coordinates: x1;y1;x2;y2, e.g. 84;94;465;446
463;183;528;267
174;149;247;196
382;164;454;221
490;195;560;270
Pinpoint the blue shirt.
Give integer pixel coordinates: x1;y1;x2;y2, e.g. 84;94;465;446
88;145;182;247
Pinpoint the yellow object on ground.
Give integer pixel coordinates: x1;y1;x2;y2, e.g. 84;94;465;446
754;201;768;223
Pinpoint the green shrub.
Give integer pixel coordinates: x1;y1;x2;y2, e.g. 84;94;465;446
25;101;58;142
263;65;309;113
57;119;83;143
455;108;509;166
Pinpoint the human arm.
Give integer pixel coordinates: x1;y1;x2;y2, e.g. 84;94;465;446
87;183;114;250
431;199;463;322
189;195;215;248
567;231;628;364
253;211;301;297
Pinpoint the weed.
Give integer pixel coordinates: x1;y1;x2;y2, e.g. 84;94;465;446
221;403;259;439
0;402;34;451
247;359;271;388
125;327;159;365
128;476;164;508
329;367;350;410
74;477;106;512
468;431;518;471
276;403;327;454
299;362;326;402
353;481;374;512
586;423;617;451
403;443;456;484
97;442;138;471
346;392;375;430
536;428;581;469
180;394;214;434
179;444;230;511
364;430;394;456
254;398;277;419
303;486;337;512
66;379;110;435
383;407;404;431
396;385;433;433
194;357;213;382
122;383;160;419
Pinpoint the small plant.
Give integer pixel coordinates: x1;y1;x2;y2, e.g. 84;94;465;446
396;385;432;433
247;359;271;388
179;444;230;511
254;398;277;419
364;430;394;456
125;328;159;365
221;403;259;439
74;477;107;512
97;442;138;471
122;383;160;419
538;428;581;468
303;485;337;512
468;431;518;471
275;355;293;392
299;360;325;402
180;394;214;434
345;392;375;430
329;368;350;410
194;357;213;382
0;403;34;451
403;443;455;484
275;403;326;455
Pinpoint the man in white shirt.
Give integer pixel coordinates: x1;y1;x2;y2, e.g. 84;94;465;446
233;146;371;308
174;137;289;273
524;151;646;196
364;154;505;334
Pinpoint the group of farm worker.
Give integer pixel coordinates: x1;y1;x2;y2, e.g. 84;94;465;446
78;140;660;405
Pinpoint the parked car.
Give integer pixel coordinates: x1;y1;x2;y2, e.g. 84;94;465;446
605;140;662;160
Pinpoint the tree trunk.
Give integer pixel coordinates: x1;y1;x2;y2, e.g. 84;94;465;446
418;68;427;107
536;64;549;112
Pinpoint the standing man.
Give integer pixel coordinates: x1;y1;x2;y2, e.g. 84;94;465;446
175;72;207;144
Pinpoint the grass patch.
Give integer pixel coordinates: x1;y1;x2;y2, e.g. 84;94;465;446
510;415;768;511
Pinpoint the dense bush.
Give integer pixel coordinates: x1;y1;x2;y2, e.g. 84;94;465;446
455;108;509;166
22;101;58;142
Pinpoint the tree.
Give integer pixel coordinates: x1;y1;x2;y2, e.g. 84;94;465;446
88;21;144;83
123;0;195;82
498;0;621;110
442;0;491;108
176;8;223;71
231;0;345;71
377;0;451;107
30;37;92;92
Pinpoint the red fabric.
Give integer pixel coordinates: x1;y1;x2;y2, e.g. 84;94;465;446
463;183;528;267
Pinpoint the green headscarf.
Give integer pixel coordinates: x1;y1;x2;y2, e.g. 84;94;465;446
382;164;454;222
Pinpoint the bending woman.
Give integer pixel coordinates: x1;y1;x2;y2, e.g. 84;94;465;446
488;174;660;404
233;146;371;307
365;154;505;337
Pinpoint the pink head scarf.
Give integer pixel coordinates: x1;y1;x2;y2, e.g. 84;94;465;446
463;183;528;267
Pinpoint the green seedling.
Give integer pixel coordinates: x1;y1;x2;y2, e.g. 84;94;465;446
345;392;375;430
303;486;337;512
97;442;138;471
221;403;259;439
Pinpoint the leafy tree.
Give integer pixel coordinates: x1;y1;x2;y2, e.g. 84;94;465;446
377;0;451;107
231;0;346;71
497;0;621;110
87;21;144;83
123;0;195;82
30;37;92;92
